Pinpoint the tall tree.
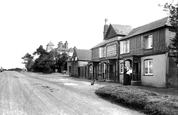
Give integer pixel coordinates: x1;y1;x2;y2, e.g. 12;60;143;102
22;53;34;71
164;3;178;66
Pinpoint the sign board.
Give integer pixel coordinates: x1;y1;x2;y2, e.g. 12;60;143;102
107;44;117;57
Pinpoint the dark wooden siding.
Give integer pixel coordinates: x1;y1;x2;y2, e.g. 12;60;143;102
120;27;167;58
92;48;99;60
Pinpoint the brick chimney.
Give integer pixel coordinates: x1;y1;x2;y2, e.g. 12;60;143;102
103;19;109;40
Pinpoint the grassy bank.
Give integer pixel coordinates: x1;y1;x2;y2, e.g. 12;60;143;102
95;85;178;115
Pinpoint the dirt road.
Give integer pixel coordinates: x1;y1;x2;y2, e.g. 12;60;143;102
0;71;144;115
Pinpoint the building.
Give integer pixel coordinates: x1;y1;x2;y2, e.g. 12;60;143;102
119;17;178;88
91;17;178;88
46;41;74;72
46;41;54;52
91;20;132;82
68;47;91;78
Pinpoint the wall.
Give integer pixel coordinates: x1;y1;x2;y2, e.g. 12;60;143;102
120;28;167;59
71;61;79;77
66;62;71;75
92;48;99;60
141;54;166;87
168;57;178;87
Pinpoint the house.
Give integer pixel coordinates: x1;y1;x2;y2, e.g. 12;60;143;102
68;47;92;78
91;20;132;82
119;17;178;88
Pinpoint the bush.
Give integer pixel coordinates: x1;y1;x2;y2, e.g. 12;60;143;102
95;85;178;115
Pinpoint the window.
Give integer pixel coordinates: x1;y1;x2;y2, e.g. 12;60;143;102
144;35;153;49
99;47;106;58
144;59;153;75
103;47;106;57
120;62;124;74
120;40;130;54
99;47;103;58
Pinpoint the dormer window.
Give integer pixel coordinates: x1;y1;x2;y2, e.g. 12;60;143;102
144;35;153;49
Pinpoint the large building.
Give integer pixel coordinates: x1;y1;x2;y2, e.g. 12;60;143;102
91;20;132;82
46;41;73;56
91;17;178;88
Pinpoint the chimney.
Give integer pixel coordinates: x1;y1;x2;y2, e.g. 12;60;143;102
64;41;68;49
58;41;63;49
103;19;109;40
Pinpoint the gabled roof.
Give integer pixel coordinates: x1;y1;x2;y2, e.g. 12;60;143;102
47;41;54;46
111;24;132;35
75;49;91;61
105;24;132;39
123;17;170;39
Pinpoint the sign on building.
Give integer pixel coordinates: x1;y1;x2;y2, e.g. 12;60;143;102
107;44;117;57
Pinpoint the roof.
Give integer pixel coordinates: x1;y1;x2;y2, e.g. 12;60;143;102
111;24;133;36
122;17;170;39
75;49;91;61
47;41;54;46
91;37;121;49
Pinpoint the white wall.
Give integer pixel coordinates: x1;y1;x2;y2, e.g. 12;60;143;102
141;54;167;87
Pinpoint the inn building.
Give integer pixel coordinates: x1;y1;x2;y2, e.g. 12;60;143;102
90;20;132;82
91;17;178;88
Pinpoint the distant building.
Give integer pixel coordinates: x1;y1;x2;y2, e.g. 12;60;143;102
46;41;54;52
46;41;73;56
67;47;91;78
46;41;74;72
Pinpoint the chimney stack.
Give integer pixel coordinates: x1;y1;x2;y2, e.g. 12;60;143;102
103;19;109;40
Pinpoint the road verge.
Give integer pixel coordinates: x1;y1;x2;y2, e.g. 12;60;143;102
95;85;178;115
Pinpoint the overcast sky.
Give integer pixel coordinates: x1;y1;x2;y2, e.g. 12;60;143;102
0;0;177;69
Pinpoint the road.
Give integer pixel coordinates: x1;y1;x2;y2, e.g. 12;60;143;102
0;71;144;115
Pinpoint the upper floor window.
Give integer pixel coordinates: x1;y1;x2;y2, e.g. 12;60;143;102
144;35;153;49
99;47;106;58
120;40;130;54
144;59;153;75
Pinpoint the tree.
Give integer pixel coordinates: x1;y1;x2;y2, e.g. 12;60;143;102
56;52;68;72
22;53;34;71
32;45;57;73
164;3;178;66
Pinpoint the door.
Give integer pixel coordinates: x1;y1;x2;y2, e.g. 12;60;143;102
123;60;132;85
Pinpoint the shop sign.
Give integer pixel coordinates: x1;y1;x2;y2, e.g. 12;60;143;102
107;44;117;57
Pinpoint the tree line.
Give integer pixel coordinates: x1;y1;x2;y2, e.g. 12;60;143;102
22;45;68;73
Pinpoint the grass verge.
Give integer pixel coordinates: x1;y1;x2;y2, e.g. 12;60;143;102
95;85;178;115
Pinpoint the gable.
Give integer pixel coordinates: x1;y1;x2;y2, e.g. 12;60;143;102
104;24;132;40
105;25;117;40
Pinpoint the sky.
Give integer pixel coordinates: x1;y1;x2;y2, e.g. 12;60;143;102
0;0;177;69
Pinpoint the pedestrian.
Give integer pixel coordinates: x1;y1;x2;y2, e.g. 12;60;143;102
91;79;95;85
